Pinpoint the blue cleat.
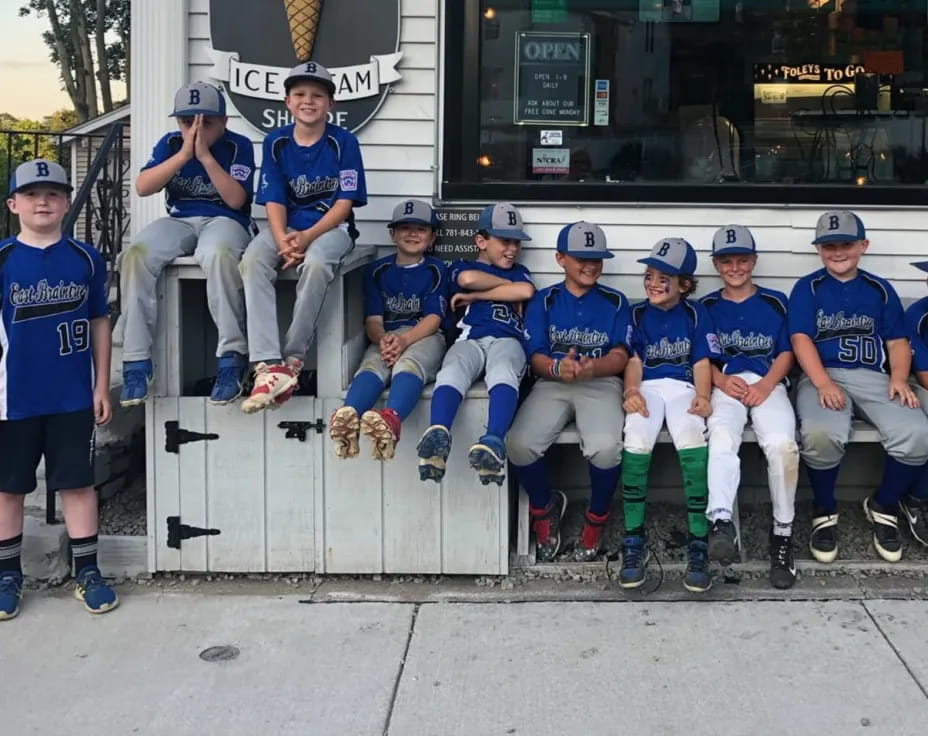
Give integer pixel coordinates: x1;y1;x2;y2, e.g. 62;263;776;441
120;359;153;407
467;433;507;486
618;535;649;589
210;352;248;405
74;566;119;614
0;571;23;621
684;539;712;593
417;425;452;483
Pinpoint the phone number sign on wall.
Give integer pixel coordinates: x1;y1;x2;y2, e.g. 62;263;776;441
430;208;481;261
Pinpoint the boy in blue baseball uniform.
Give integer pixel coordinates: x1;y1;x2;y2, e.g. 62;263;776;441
620;238;720;593
790;211;928;563
507;222;632;562
121;82;255;407
701;225;799;589
329;199;449;460
0;160;118;620
894;260;928;547
417;202;534;486
240;62;367;413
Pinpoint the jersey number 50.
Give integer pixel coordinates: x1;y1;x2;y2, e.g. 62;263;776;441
837;335;879;365
57;319;90;356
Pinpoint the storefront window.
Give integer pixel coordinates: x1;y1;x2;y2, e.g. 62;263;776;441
442;0;928;204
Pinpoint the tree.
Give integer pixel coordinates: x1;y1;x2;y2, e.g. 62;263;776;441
20;0;130;122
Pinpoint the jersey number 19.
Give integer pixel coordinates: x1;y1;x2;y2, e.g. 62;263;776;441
58;318;90;356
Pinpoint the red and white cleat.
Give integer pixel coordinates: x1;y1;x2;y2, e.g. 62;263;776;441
241;362;299;414
360;408;402;461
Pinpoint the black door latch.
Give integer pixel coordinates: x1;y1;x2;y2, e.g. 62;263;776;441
167;516;221;549
165;420;219;453
277;420;326;441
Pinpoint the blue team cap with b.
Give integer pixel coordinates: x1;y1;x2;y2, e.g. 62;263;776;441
171;82;226;116
812;210;866;244
476;202;532;241
284;61;337;96
8;158;72;196
556;221;613;259
711;225;756;256
638;237;697;275
388;199;438;229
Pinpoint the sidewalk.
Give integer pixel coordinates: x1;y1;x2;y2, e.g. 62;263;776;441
3;579;928;735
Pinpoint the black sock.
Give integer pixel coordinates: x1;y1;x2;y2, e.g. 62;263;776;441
70;534;98;573
0;534;23;575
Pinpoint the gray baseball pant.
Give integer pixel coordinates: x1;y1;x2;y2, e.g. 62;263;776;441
120;215;249;361
433;336;525;395
797;368;928;469
239;227;353;363
507;377;624;469
356;329;446;384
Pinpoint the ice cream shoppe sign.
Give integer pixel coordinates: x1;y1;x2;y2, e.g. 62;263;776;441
209;0;403;133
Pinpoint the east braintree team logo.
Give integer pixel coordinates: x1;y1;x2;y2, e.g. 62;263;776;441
209;0;402;134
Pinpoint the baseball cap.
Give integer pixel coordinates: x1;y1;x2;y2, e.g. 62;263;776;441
388;199;438;229
556;221;613;259
476;202;532;241
911;261;928;273
170;82;227;117
638;237;698;275
8;159;72;196
284;61;337;96
711;225;756;257
812;210;866;244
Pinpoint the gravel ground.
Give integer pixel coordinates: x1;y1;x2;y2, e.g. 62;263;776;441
98;478;146;536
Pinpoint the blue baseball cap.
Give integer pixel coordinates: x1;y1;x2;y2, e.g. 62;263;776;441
8;159;72;196
638;237;698;275
388;199;438;229
812;210;866;244
171;82;227;117
556;221;613;259
711;225;756;257
912;261;928;273
476;202;531;241
284;61;337;96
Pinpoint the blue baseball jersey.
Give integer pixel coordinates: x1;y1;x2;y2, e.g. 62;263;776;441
788;268;905;373
0;237;108;420
700;286;791;378
257;123;367;231
363;255;449;331
142;128;255;229
450;260;533;341
524;282;633;361
904;297;928;374
631;299;721;382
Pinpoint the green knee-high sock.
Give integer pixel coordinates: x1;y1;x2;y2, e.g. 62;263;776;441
678;446;709;538
621;450;652;534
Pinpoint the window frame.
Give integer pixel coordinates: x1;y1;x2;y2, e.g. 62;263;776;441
440;0;928;207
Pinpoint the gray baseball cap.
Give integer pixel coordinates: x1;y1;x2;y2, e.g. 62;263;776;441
284;61;336;96
812;210;866;244
389;199;438;229
711;225;756;256
170;82;227;117
476;202;531;241
638;237;697;275
556;221;613;259
8;159;72;195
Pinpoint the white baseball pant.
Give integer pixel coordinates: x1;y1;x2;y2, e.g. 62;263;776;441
120;215;250;361
623;377;706;453
706;371;798;526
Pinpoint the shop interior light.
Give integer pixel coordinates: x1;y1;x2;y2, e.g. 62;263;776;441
483;7;496;19
478;154;493;167
856;175;867;186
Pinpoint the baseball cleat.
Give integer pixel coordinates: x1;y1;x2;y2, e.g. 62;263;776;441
809;512;839;563
73;566;119;615
360;408;401;461
708;518;738;565
210;352;248;405
863;497;902;563
417;425;452;483
241;363;299;414
120;359;153;407
898;494;928;547
684;539;712;593
769;533;796;590
571;509;609;562
0;571;23;621
329;406;361;459
467;433;507;486
531;490;567;563
618;535;649;589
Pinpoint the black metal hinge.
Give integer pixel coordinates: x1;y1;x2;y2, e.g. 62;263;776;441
277;419;326;442
165;420;219;454
167;516;221;549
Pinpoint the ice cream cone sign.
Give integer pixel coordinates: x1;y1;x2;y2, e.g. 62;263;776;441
284;0;323;62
